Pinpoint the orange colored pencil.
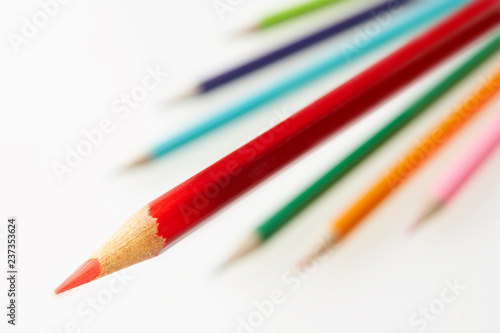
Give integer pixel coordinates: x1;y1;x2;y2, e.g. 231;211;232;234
299;63;500;267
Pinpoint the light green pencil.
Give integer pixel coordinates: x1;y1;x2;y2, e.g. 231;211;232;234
245;0;345;32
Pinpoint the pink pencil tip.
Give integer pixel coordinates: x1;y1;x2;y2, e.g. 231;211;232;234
406;222;419;236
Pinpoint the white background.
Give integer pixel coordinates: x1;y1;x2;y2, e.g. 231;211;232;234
1;0;500;332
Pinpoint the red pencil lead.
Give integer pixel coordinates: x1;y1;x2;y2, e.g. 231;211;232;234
55;259;101;295
55;206;166;294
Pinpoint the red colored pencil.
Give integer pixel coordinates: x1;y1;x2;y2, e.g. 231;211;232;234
55;0;500;294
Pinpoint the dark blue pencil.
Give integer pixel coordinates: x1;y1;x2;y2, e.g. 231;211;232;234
178;0;415;99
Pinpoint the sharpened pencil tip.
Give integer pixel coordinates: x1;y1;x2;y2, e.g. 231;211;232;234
122;153;152;170
213;262;229;276
237;23;259;35
406;221;419;236
55;259;101;295
296;235;337;272
165;86;200;105
219;233;262;271
407;199;444;235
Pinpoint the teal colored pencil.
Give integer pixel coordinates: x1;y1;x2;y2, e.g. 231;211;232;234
127;0;466;167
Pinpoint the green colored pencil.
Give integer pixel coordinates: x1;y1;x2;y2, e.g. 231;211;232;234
223;32;500;266
246;0;345;32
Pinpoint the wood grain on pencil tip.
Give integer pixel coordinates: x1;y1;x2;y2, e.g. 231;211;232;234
55;0;499;294
55;206;165;294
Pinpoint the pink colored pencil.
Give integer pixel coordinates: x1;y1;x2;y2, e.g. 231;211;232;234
412;110;500;230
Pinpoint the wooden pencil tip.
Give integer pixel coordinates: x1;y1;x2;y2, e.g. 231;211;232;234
296;236;337;272
407;200;444;235
55;259;101;295
165;86;200;105
237;23;259;35
406;221;419;236
219;233;261;271
213;262;229;276
122;153;152;170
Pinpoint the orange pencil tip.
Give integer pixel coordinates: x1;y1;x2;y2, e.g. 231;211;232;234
55;258;101;295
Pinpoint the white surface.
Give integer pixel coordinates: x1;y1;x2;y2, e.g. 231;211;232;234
1;0;500;332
